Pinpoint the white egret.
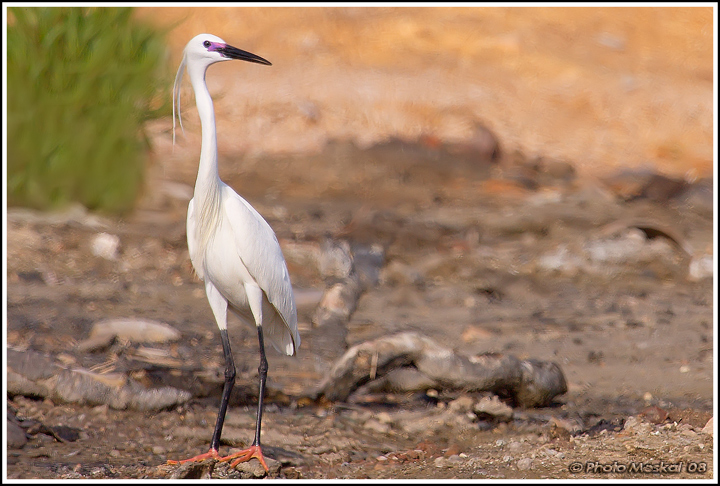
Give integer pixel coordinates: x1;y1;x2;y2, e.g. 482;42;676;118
166;33;300;472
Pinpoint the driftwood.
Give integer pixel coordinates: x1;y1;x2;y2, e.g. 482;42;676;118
316;332;567;408
309;240;566;407
308;239;384;357
6;348;190;411
597;218;694;256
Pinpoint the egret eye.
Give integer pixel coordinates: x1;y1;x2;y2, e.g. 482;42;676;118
203;40;211;48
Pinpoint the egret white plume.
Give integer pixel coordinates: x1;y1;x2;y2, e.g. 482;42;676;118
172;50;187;148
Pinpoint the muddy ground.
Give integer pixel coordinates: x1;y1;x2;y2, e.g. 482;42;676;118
4;6;716;481
6;138;715;479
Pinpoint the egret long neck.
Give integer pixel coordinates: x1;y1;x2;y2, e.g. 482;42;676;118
189;67;220;193
188;65;223;248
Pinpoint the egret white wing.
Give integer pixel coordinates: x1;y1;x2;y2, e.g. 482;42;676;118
222;185;299;355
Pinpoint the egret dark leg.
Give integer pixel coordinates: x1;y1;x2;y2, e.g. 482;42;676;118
210;329;236;451
218;325;269;472
167;329;235;465
252;325;268;447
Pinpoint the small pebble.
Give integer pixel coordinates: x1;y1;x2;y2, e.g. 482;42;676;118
90;233;120;260
517;458;533;470
700;417;713;436
447;454;463;464
508;441;523;451
7;420;27;449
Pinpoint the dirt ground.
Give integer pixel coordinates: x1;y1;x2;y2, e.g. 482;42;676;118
4;6;716;480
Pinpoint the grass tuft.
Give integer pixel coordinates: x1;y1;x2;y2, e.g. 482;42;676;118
7;7;171;214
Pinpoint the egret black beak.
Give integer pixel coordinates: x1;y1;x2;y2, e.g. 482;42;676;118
218;45;272;66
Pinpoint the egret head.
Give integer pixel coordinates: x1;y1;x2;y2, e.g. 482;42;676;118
184;33;272;68
173;33;271;147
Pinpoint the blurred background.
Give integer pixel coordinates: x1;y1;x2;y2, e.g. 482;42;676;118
7;6;715;214
5;6;716;480
150;6;714;170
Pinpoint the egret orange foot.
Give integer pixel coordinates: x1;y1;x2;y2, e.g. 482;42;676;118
219;445;268;472
167;448;221;465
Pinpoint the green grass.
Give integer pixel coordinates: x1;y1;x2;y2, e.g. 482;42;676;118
7;7;171;214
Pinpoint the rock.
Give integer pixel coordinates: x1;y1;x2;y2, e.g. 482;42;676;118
596;219;693;256
7;348;191;411
167;459;216;479
688;254;713;281
622;415;650;434
446;454;463;464
602;169;654;200
6;203;110;228
550;416;584;436
318;238;353;280
376;412;393;424
676;177;714;216
351;243;385;289
461;326;495;343
585;418;624;436
700;417;713;436
640;405;669;424
517;457;533;471
538;220;690;279
443;443;462;457
641;173;688;203
515;359;568;408
364;418;390;434
448;395;475;414
601;169;687;203
585;229;648;264
542;448;565;459
74;334;117;353
380;260;424;286
7;419;27;449
26;423;81;443
213;455;281;479
396;410;451;436
313;281;360;325
77;318;181;352
90;233;120;260
537;244;584;275
473;395;513;421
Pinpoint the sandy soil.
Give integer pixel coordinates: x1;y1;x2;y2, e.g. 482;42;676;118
138;6;714;181
5;6;716;481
